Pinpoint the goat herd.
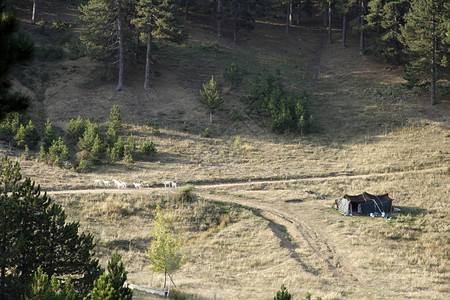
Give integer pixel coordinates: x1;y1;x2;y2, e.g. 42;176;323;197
93;179;178;190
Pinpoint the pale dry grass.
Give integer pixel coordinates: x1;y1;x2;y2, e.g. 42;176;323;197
2;4;449;299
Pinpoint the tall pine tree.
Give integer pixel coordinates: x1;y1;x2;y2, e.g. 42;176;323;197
0;157;101;299
400;0;448;105
132;0;185;89
365;0;410;65
79;0;131;90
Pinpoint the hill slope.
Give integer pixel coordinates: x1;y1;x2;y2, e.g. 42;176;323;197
4;1;450;299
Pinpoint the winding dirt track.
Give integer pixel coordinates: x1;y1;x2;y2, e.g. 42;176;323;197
47;167;445;293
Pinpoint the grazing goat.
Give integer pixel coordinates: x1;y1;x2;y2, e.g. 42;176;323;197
133;182;142;189
113;179;126;189
94;179;103;186
103;180;111;187
171;181;177;188
163;181;172;188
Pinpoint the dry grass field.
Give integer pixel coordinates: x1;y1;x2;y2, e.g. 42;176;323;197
3;1;450;299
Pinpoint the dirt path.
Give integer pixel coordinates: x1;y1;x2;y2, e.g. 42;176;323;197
46;166;445;195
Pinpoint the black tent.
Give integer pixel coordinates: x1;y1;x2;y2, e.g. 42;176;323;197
335;192;393;216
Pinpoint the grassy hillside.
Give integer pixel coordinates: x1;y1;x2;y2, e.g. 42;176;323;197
3;1;449;299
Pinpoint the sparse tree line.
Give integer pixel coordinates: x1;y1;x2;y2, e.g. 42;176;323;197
318;0;449;106
0;105;157;173
76;0;449;105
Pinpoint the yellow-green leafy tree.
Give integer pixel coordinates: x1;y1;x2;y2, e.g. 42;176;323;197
147;206;183;289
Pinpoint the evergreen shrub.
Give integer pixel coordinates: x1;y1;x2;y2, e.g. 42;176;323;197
48;137;69;167
140;140;156;156
68;116;86;140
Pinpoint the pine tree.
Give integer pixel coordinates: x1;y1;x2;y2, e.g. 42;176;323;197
229;0;256;45
400;0;448;105
108;104;122;132
147;205;183;289
123;135;136;163
0;157;101;299
335;0;357;49
199;76;223;124
133;0;186;89
79;0;129;90
25;267;77;300
48;137;69;166
107;252;132;299
78;120;99;151
365;0;410;64
43;119;55;150
274;284;291;300
0;0;34;120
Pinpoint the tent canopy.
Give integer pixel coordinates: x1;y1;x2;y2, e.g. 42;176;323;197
336;192;393;215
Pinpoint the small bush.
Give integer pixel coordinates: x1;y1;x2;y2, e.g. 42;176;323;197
76;158;91;173
172;185;196;204
202;127;211;138
108;105;122;132
68;116;86;140
47;137;69;167
148;118;160;136
90;134;103;164
123;135;136;163
67;41;86;60
14;120;40;149
181;121;188;132
35;45;65;61
38;145;47;162
106;123;118;147
57;32;72;45
223;62;245;88
274;284;291;300
248;74;312;134
50;20;72;32
0;113;21;143
78;120;99;151
43;119;55;150
106;146;120;164
230;110;244;121
140;140;156;156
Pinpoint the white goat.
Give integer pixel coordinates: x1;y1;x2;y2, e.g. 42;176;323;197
94;179;103;186
103;180;111;187
118;181;127;189
163;181;172;188
171;181;177;188
112;179;121;189
133;182;142;189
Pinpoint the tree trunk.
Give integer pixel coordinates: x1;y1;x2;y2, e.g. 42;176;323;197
32;0;37;24
164;267;167;289
233;1;238;45
342;14;346;49
430;13;436;106
209;112;213;124
323;9;328;26
328;2;332;43
289;1;294;25
185;0;189;21
217;0;223;37
296;0;301;25
117;0;125;91
144;32;152;90
359;0;365;56
285;1;290;34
